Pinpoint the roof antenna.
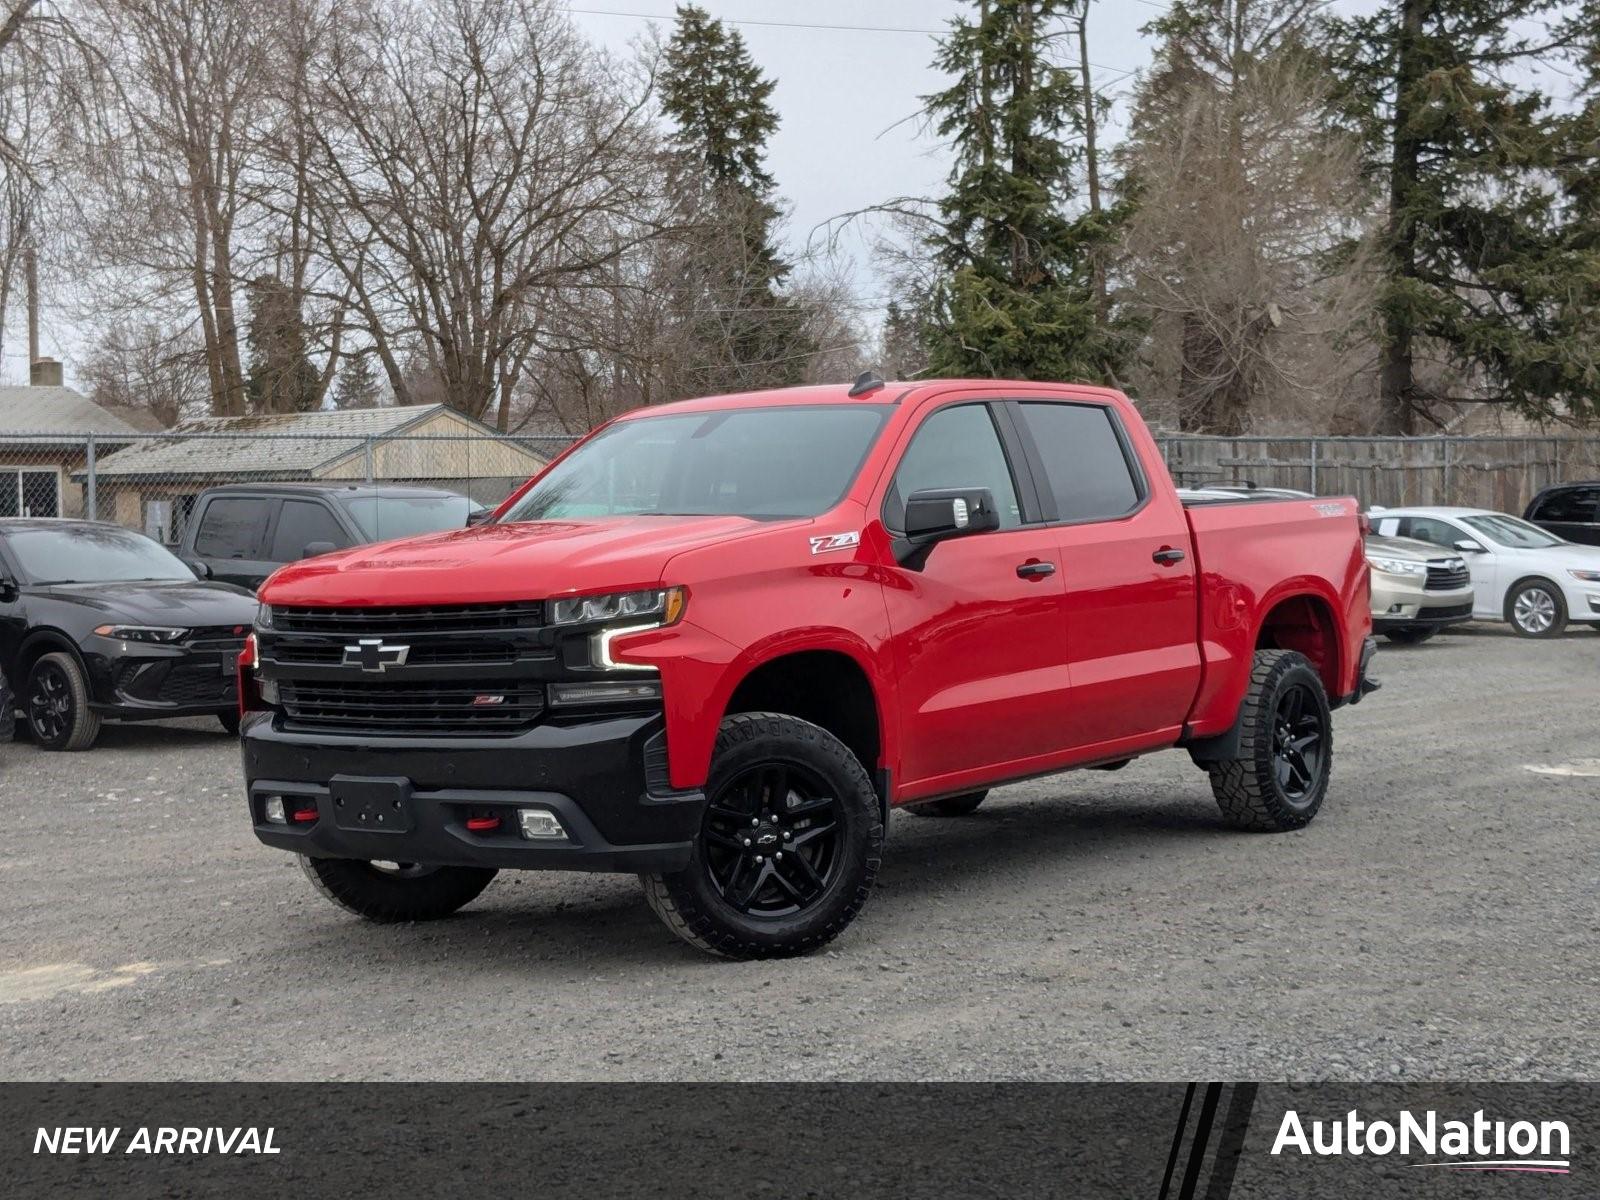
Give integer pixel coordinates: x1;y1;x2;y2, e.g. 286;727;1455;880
848;369;885;398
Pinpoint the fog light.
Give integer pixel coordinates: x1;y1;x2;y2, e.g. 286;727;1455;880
518;808;566;840
548;680;662;707
264;796;286;824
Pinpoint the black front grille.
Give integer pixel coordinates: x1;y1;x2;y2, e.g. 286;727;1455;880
270;641;519;667
279;681;545;735
1420;602;1473;620
115;660;235;706
272;602;542;634
1425;563;1471;591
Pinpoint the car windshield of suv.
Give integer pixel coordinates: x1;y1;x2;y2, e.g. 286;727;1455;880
339;494;475;541
1461;514;1564;549
5;525;195;584
500;405;893;522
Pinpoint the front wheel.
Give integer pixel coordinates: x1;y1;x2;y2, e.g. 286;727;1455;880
1207;649;1331;831
217;710;241;736
641;712;883;959
1505;579;1566;638
26;652;101;751
299;856;497;923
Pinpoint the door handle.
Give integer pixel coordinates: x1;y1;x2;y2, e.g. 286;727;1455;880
1152;547;1186;565
1016;560;1056;579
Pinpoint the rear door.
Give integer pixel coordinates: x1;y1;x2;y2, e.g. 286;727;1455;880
1009;399;1201;748
190;495;279;590
877;398;1073;794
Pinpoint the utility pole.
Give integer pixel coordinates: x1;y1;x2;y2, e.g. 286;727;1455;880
1073;0;1107;320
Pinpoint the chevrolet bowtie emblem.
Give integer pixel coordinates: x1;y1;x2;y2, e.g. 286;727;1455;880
343;639;410;672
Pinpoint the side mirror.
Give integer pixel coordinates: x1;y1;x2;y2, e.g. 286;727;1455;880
183;558;212;580
1453;539;1485;554
465;508;493;527
302;541;337;559
895;487;1001;569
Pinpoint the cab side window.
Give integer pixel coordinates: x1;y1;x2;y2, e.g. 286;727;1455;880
1015;401;1141;522
193;497;271;559
886;404;1022;532
1532;488;1599;523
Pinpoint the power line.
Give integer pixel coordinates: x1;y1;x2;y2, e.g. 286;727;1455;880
563;6;1139;75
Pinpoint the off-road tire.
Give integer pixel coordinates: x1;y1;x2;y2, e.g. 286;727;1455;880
1504;578;1566;638
905;790;989;817
1384;626;1437;645
218;710;241;736
641;712;883;959
1207;649;1331;832
26;651;102;751
298;856;496;923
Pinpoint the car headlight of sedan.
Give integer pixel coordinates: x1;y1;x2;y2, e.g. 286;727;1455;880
1367;555;1428;577
92;625;189;643
1567;569;1600;582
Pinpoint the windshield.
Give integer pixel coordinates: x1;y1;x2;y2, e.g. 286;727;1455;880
5;525;195;584
1462;514;1564;549
339;493;475;541
501;405;892;522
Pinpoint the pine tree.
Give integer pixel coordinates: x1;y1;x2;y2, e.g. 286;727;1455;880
245;276;320;414
922;0;1127;383
334;351;381;409
660;4;813;394
1328;0;1600;432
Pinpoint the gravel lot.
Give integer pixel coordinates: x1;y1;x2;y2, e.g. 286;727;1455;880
1;624;1595;1082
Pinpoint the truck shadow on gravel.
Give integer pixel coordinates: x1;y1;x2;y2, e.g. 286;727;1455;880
272;793;1230;970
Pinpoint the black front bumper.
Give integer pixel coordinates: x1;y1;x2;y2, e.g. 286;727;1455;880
241;711;701;874
84;639;239;720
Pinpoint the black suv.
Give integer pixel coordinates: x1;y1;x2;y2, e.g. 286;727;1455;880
176;483;483;591
0;520;257;749
1525;482;1600;546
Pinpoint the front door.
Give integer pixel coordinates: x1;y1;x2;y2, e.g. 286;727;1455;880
876;400;1072;796
191;495;280;590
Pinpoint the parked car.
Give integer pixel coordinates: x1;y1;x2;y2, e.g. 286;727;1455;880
177;483;484;591
0;519;257;749
239;378;1376;959
1364;533;1474;644
1524;482;1600;546
1369;507;1600;637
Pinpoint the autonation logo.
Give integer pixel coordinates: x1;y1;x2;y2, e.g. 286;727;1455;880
1272;1109;1571;1175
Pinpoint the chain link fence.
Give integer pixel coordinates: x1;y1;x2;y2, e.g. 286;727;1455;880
2;429;1598;543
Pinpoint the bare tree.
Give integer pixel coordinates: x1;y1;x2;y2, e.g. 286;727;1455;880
1118;0;1377;433
80;318;209;425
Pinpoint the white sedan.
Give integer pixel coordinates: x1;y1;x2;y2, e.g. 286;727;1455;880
1370;506;1600;637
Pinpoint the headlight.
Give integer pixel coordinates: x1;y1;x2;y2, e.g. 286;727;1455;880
92;625;188;643
1568;569;1600;582
1366;556;1427;576
255;603;274;629
550;587;685;627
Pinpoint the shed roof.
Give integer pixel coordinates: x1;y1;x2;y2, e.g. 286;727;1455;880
0;385;142;439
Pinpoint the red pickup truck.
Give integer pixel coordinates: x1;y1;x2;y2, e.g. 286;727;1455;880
239;379;1376;958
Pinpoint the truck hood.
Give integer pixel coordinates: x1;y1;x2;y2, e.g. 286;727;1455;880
259;515;773;606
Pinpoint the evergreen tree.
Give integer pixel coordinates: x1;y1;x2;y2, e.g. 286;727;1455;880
334;351;381;409
1328;0;1600;431
245;276;320;414
660;4;812;394
922;0;1127;383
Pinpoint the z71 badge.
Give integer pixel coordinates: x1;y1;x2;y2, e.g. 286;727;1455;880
809;531;861;555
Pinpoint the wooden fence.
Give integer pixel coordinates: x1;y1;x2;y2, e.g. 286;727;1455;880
1154;436;1600;511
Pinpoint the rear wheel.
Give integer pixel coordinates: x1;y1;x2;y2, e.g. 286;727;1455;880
1505;579;1565;638
1384;626;1437;645
905;790;989;818
299;856;497;923
1207;649;1331;831
218;710;241;736
642;712;882;959
25;652;101;751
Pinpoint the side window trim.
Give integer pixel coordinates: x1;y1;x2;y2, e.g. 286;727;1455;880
1004;398;1150;527
880;400;1040;534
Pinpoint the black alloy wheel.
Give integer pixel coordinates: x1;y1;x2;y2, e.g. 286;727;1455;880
702;761;843;918
1270;682;1325;804
27;660;71;744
